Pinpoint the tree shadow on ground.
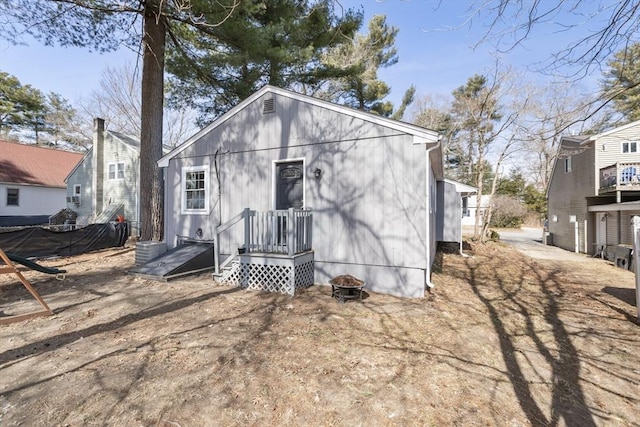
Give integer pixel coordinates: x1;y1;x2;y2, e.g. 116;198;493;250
464;257;598;427
0;287;242;366
602;286;636;307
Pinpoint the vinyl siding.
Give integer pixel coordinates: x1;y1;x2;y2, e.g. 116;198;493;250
547;140;594;252
165;91;431;298
100;133;140;226
549;121;640;255
592;122;640;250
0;183;66;216
595;122;640;171
66;133;140;228
436;181;462;242
619;211;640;245
65;152;94;224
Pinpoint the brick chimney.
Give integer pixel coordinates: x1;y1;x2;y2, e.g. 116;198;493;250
92;118;105;216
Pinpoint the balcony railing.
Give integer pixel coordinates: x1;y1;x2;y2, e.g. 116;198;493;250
599;162;640;193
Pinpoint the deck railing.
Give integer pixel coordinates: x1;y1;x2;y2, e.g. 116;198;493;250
246;209;313;255
599;162;640;193
214;208;313;274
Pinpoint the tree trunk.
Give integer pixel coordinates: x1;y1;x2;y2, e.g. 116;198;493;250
140;0;166;241
473;140;484;240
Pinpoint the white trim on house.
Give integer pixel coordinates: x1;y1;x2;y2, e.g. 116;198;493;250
588;201;640;212
545;135;589;198
6;188;19;206
564;157;572;173
107;162;125;180
563;120;640;150
64;131;141;183
622;141;639;153
590;119;640;139
180;165;210;215
443;178;476;195
159;85;441;168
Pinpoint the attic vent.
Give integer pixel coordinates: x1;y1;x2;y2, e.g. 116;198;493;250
263;98;275;114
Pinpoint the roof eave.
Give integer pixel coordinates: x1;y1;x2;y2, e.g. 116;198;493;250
159;85;440;167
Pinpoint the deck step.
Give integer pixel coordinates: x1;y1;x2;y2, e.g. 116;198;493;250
212;258;239;282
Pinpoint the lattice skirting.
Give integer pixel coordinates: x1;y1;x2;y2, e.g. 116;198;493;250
222;252;314;296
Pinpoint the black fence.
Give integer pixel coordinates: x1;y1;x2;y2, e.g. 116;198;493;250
0;223;129;258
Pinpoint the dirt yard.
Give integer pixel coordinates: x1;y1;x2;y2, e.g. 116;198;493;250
1;239;639;426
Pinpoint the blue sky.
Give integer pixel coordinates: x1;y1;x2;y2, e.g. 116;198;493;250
0;0;602;114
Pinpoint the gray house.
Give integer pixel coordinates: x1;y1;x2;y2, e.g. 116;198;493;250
438;179;477;250
547;120;640;256
158;85;456;298
65;118;141;233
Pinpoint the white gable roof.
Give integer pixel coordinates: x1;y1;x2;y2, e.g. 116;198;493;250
443;178;477;195
591;119;640;140
159;85;440;168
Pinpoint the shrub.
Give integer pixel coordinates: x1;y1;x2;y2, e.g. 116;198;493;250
489;195;527;228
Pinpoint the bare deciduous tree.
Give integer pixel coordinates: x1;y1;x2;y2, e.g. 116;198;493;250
515;80;600;192
449;64;532;240
472;0;640;77
469;0;640;130
78;63;198;148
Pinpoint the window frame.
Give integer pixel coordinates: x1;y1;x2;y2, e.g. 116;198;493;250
461;196;470;217
622;141;638;153
564;157;572;173
108;162;126;180
181;165;210;215
73;184;82;205
6;188;19;206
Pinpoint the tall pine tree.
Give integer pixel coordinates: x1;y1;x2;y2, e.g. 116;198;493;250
320;14;405;116
166;0;362;124
451;74;502;238
602;42;640;122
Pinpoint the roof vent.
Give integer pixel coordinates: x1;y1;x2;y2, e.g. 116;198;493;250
263;98;275;114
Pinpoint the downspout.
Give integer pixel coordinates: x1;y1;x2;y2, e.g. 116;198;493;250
459;196;471;258
424;140;441;290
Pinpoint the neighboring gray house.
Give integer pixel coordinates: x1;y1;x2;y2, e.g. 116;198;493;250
65;118;141;232
438;179;477;246
547;120;640;256
158;85;453;298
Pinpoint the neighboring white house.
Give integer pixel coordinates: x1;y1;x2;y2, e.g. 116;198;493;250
158;85;448;298
461;194;491;227
0;141;83;227
547;120;640;256
65;119;142;233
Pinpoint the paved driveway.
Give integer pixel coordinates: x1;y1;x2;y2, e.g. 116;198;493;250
496;227;593;261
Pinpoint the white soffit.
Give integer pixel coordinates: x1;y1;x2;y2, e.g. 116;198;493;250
588;201;640;212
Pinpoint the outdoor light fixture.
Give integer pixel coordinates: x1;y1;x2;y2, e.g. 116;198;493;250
313;168;323;179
